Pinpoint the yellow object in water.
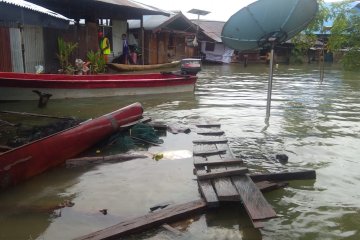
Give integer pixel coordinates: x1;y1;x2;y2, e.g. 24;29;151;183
152;153;164;161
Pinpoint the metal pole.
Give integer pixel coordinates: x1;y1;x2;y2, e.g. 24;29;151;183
265;41;275;123
141;17;144;65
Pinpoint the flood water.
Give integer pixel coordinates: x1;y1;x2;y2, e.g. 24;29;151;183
0;63;359;240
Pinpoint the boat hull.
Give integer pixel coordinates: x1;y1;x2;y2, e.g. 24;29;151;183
0;72;197;100
108;61;180;72
0;102;143;190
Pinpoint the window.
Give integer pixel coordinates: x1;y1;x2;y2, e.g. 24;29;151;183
205;42;215;51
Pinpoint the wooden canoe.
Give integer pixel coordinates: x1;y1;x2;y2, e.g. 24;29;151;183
0;102;143;190
0;71;197;100
108;61;180;72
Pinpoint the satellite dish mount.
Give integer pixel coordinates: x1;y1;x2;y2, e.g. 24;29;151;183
258;30;288;123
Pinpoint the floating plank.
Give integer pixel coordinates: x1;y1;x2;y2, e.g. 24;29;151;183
197;168;248;180
75;200;207;240
249;170;316;182
162;224;182;236
193;139;228;144
196;124;221;128
197;131;224;136
252;220;265;229
212;177;241;201
193;149;227;156
232;175;277;221
255;181;289;193
194;158;243;167
206;147;240;201
198;180;219;208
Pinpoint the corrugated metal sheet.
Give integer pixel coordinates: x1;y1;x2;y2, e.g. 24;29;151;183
193;20;224;43
97;0;167;13
23;26;44;73
0;27;12;71
9;27;24;72
0;0;70;20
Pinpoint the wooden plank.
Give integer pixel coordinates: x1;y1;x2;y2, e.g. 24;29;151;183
161;224;182;236
210;143;242;201
198;180;219;208
194;155;220;207
194;158;243;167
232;175;277;221
256;181;289;193
197;131;224;136
75;200;207;240
249;170;316;182
196;124;221;128
193;149;227;156
193;139;228;144
252;220;265;229
206;142;241;201
197;168;248;180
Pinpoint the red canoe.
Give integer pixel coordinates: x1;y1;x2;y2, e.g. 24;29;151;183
0;71;198;100
0;102;143;190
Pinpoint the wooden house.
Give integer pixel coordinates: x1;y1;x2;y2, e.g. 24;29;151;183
0;0;168;73
128;12;198;64
192;20;235;64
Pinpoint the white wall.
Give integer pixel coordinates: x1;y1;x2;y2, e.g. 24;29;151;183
112;20;128;57
201;42;234;63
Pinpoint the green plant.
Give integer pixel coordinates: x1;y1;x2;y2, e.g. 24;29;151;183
87;50;106;74
57;37;78;74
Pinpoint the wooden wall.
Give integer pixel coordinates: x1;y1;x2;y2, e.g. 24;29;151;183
0;27;12;72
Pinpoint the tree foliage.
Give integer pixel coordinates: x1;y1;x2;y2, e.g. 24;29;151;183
292;0;360;70
327;1;360;70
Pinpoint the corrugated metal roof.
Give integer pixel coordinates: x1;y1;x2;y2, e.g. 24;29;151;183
192;20;225;42
128;11;196;33
97;0;165;12
0;0;70;21
128;13;175;30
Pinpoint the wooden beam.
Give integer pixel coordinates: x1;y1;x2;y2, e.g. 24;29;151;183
232;175;277;221
193;149;227;156
161;224;182;236
197;167;248;180
193;139;228;144
197;131;224;136
75;200;207;240
249;170;316;182
256;181;289;193
198;180;219;208
196;124;221;128
194;158;243;167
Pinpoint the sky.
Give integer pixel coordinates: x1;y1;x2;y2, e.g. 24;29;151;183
135;0;342;22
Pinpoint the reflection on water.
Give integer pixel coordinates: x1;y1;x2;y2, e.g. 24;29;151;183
0;63;360;239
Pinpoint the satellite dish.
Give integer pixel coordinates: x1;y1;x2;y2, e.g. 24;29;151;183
221;0;318;123
221;0;318;51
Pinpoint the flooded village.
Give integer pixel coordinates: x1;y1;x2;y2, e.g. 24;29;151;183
1;0;360;239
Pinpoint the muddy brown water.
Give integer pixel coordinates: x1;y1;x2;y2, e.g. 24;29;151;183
0;63;359;239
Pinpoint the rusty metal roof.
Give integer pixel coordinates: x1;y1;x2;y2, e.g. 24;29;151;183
193;20;225;42
0;0;70;20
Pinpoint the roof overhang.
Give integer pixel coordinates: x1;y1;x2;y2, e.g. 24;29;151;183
0;0;71;29
25;0;170;20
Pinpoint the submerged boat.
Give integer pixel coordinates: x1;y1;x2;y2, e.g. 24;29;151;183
108;61;180;72
0;102;143;190
0;70;198;100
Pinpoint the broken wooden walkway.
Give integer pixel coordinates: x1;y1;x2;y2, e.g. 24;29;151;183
193;123;277;227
